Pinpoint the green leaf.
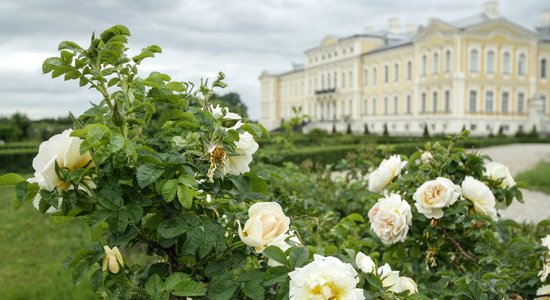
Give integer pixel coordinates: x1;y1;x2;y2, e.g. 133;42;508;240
166;81;185;92
207;274;238;300
262;246;288;265
172;280;206;297
178;174;197;188
161;179;178;203
262;266;291;286
0;173;25;186
177;185;193;209
42;57;62;74
100;25;131;43
146;274;163;300
243;280;264;300
137;163;164;188
365;273;384;291
164;272;192;291
58;41;83;52
158;217;190;239
288;246;309;268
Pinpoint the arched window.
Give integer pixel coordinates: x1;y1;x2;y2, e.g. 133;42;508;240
394;63;399;82
364;98;368;115
541;58;547;79
469;91;477;112
518;54;526;76
406;95;411;114
517;92;525;113
445;50;451;73
407;61;412;80
327;73;331;89
470;49;479;73
503;52;511;74
485;91;494;113
349;71;353;87
364;69;368;86
444;91;451;112
384;65;389;83
394;96;398;114
342;72;346;87
502;92;509;113
421;93;426;113
384;97;388;115
433;92;438;112
487;51;495;74
334;72;337;87
372;97;377;115
321;74;325;90
373;67;377;85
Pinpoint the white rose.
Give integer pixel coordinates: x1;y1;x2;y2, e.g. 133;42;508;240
420;151;433;164
102;245;124;274
542;235;550;249
289;254;364;300
377;263;401;288
461;176;497;220
537;285;550;300
238;202;290;253
484;161;516;188
387;276;418;295
368;155;407;193
413;177;461;219
28;129;94;213
355;252;376;274
266;231;301;267
224;132;259;176
210;104;241;120
368;194;412;245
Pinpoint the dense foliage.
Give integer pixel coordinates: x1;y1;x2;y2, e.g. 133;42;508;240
0;25;549;300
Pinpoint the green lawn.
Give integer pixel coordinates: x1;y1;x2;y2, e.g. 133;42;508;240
516;162;550;194
0;186;96;300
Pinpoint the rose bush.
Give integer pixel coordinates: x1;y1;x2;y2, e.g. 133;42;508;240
0;25;548;300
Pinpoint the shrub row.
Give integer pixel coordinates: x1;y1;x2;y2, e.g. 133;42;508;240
0;148;38;174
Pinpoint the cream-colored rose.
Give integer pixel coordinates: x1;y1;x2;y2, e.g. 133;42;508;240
28;129;94;213
388;276;418;294
542;235;550;249
377;263;401;288
238;202;290;253
413;177;461;219
461;176;497;220
289;254;364;300
224;132;259;176
537;285;550;300
266;231;301;267
102;245;124;274
355;252;376;274
210;104;241;120
484;161;516;188
368;194;412;245
368;155;407;193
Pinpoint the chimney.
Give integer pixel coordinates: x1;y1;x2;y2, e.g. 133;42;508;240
539;10;550;27
482;0;499;20
387;17;400;34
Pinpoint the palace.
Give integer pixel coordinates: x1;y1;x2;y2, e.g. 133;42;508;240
259;1;550;136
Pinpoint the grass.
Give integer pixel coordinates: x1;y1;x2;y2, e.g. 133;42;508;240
0;185;96;300
516;162;550;194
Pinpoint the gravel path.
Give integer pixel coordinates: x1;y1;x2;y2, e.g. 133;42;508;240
475;144;550;223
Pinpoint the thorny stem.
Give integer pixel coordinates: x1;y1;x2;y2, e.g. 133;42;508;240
442;228;479;265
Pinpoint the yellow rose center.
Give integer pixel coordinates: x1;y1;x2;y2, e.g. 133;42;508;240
424;184;446;204
310;282;342;299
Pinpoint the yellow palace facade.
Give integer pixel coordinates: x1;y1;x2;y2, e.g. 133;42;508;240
259;1;550;136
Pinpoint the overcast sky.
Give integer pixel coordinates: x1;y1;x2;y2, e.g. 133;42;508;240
0;0;547;120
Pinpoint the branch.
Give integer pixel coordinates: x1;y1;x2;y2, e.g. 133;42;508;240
442;228;479;265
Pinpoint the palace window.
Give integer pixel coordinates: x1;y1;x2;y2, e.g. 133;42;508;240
384;97;388;115
406;95;411;114
541;58;547;79
502;92;509;113
334;72;337;87
407;61;412;80
342;72;346;87
364;98;368;115
517;92;525;113
433;91;438;112
321;74;325;90
445;50;451;73
486;91;494;113
384;65;389;83
433;52;439;74
469;91;477;112
394;96;398;114
364;69;368;86
503;52;511;75
372;97;377;115
444;91;450;112
542;95;547;114
394;63;399;82
373;67;377;85
487;50;495;74
470;49;479;73
327;73;331;89
349;71;353;87
421;93;426;113
518;54;526;76
422;55;427;76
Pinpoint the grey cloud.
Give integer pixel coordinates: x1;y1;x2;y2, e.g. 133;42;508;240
0;0;547;120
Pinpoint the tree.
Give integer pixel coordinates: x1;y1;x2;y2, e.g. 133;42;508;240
364;123;370;135
210;92;248;118
423;123;430;138
383;123;389;136
11;113;31;139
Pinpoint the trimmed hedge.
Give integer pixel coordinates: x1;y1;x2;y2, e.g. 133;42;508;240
0;148;38;174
